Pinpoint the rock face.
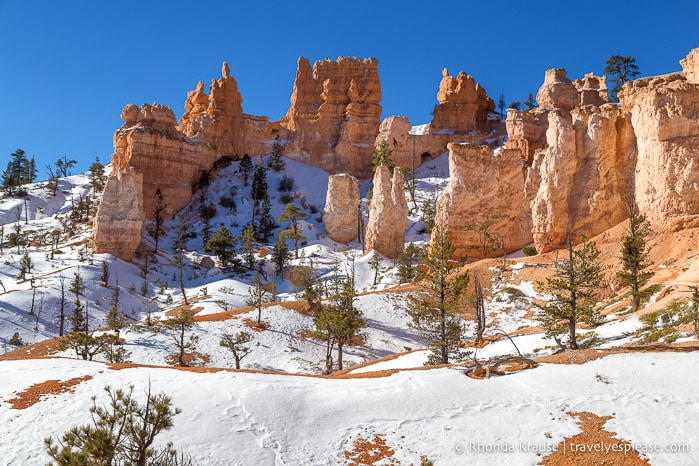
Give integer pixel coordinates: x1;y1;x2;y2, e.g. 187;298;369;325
324;174;360;243
680;47;699;84
281;57;382;178
93;168;144;261
431;69;495;134
621;69;699;231
434;144;532;258
365;165;408;258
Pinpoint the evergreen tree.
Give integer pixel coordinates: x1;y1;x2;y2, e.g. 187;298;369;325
291;261;322;314
251;156;269;229
247;273;270;325
270;134;286;172
239;153;253;186
70;269;85;300
17;250;32;281
153;187;166;253
372;140;394;172
314;271;363;373
507;101;521;111
498;92;506;117
255;196;276;242
45;385;192;466
407;223;469;365
55;154;77;178
219;331;254;369
473;271;487;344
204;225;238;268
617;198;654;313
278;203;307;259
536;237;606;350
604;55;641;102
88;157;107;196
272;233;290;276
174;215;188;251
2;149;30;196
368;252;384;286
241;224;258;269
524;90;537;109
398;243;422;283
165;308;199;367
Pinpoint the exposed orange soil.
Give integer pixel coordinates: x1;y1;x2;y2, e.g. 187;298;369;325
164;351;211;367
0;337;65;361
6;375;93;409
535;343;699;365
540;412;650;465
344;434;398;465
165;305;203;317
243;318;269;332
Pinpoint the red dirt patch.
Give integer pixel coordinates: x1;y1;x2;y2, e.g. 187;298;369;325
6;375;93;409
243;318;269;332
0;337;65;361
540;412;650;465
164;351;211;367
344;434;397;465
165;305;203;317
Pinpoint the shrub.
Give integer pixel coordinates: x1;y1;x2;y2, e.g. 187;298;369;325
278;175;295;192
279;193;294;204
200;204;217;220
522;245;537;256
220;195;237;213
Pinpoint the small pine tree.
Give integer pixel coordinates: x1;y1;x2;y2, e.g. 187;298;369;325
241;224;258;269
255;196;276;242
17;250;32;281
247;274;269;325
204;226;238;268
44;385;192;465
270;134;286;172
604;54;641;102
239;153;253;186
165;308;199;367
372;140;394;172
617;198;654;313
498;92;506;117
88;156;107;196
219;331;254;369
368;252;384;286
153;187;166;253
524;90;537;109
398;243;422;283
174;215;188;251
278;203;307;259
536;237;606;350
273;234;290;276
407;223;469;365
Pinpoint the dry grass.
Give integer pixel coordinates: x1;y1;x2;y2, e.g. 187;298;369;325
6;375;93;409
540;412;650;465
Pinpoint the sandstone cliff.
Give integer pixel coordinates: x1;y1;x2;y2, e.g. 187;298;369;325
93;168;144;261
324;174;360;243
281;57;382;179
434;144;532;259
365;165;408;258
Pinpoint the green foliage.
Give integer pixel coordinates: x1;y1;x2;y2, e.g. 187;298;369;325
371;140;394;172
239;153;253;186
278;203;307;259
507;101;521;111
407;223;469;364
498;92;506;117
220;331;254;369
204;225;238;268
45;384;191;466
270;134;286;172
291;263;322;314
88;157;107;194
524;90;537;110
241;224;258;269
420;192;437;235
17;250;32;280
164;308;199;367
55;154;77;178
2;149;35;196
536;238;606;350
398;243;423;283
522;245;538;256
254;196;276;242
272;234;290;276
8;332;25;347
616;200;654;313
636;301;683;343
604;54;641;102
314;271;363;373
368;252;384;286
246;273;270;325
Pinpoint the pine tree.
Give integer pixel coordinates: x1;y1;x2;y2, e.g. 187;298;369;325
247;273;269;325
165;307;199;367
17;250;32;281
44;385;192;465
2;149;29;196
368;252;384;286
88;157;106;196
536;237;606;350
407;223;469;365
498;92;506;118
272;234;290;276
251;156;269;230
239;153;253;186
604;55;641;102
270;134;286;172
241;224;258;269
153;187;166;253
174;215;188;251
314;271;363;373
617;199;654;313
204;225;238;268
278;203;307;259
524;90;537;109
255;196;276;242
398;243;422;283
372;140;394;172
219;331;254;369
473;272;487;344
55;154;77;178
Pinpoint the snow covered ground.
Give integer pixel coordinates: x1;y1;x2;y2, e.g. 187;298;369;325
2;352;698;465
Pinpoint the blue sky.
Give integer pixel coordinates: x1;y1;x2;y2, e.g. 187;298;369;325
1;0;698;175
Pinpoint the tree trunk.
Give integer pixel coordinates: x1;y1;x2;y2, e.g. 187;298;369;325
569;315;578;350
337;341;344;371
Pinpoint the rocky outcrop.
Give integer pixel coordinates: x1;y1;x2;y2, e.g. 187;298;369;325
434;144;532;259
573;73;609;107
324;174;360;243
431;69;495;134
536;68;577;111
680;47;699;84
93;168;144;261
281;57;382;178
621;69;699;231
365;165;408;258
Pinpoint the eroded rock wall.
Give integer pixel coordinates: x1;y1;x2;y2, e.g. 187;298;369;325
365;165;408;258
324;174;360;243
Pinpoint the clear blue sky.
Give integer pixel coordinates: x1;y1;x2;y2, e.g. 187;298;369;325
1;0;698;175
